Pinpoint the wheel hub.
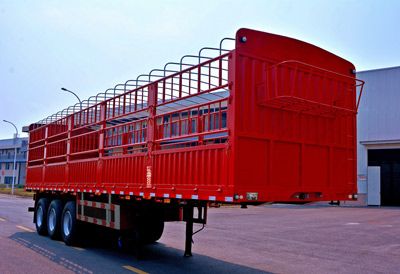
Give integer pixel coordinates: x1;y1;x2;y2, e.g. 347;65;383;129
63;211;72;236
36;206;43;227
48;208;56;232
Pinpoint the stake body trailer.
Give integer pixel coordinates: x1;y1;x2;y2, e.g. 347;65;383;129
25;29;364;255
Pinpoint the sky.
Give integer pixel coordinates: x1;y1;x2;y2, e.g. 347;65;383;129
0;0;399;139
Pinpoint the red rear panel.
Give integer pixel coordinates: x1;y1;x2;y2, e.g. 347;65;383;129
231;29;362;202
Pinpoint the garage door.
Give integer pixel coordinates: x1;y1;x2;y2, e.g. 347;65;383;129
368;149;400;206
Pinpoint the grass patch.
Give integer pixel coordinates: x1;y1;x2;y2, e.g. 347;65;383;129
0;186;34;198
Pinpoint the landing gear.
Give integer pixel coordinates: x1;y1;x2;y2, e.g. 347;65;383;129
184;205;194;257
183;202;207;257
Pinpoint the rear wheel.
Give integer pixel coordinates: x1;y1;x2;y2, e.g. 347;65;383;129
47;200;63;239
35;198;49;236
136;212;164;244
118;206;165;248
61;201;78;245
141;219;164;244
116;219;164;251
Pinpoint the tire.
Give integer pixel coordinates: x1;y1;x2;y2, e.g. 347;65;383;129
116;219;164;251
137;215;164;244
61;201;78;245
35;198;49;236
143;219;164;243
47;200;63;239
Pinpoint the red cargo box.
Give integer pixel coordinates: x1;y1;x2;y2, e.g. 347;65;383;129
26;28;364;203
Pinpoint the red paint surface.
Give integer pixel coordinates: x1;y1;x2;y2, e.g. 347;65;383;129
26;29;363;203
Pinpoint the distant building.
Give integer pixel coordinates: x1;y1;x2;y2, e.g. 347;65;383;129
357;66;400;206
0;137;28;185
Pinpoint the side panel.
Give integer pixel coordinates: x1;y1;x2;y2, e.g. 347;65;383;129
102;155;146;189
69;160;97;185
26;52;232;201
44;163;66;184
152;144;231;200
26;165;43;184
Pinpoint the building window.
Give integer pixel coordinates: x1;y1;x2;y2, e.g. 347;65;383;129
5;163;16;170
4;176;15;184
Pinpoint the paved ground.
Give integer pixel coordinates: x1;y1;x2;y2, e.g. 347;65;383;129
0;194;399;274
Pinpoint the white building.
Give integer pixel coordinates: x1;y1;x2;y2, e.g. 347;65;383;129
357;66;400;206
0;137;28;185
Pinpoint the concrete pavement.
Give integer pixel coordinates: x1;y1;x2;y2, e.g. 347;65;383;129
0;194;399;273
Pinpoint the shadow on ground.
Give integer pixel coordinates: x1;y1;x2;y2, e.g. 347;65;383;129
10;231;270;274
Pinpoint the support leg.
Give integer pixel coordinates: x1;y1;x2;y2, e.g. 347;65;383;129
184;205;194;257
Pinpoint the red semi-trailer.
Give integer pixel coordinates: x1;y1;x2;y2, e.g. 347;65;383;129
25;28;364;256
